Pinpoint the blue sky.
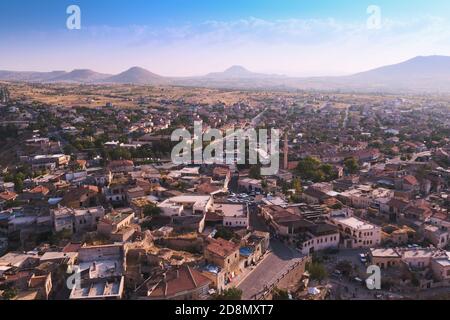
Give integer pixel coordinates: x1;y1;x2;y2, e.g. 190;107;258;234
1;0;450;76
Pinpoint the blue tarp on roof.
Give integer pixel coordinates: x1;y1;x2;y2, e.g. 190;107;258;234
204;264;221;274
240;247;254;257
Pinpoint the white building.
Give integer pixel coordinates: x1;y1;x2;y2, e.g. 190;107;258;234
52;206;105;234
158;195;213;217
331;216;381;248
299;223;340;255
214;203;249;228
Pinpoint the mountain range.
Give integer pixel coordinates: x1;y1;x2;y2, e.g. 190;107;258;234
1;55;450;93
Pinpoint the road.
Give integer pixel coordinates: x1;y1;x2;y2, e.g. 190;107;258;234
343;106;350;129
237;210;304;300
237;239;304;300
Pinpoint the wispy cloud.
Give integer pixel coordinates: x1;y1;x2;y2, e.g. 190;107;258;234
2;14;450;76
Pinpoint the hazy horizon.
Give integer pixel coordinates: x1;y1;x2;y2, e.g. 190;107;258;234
2;0;450;77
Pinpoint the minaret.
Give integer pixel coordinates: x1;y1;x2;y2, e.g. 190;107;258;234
284;132;289;170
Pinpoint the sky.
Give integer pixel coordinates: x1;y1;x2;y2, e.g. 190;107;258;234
1;0;450;76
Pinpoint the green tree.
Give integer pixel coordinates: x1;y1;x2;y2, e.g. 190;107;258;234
306;262;328;282
272;287;290;300
13;173;25;193
249;165;261;180
143;204;162;217
336;260;354;277
292;177;303;194
214;228;234;241
344;157;359;174
2;287;17;300
296;157;326;182
321;164;337;181
140;219;154;231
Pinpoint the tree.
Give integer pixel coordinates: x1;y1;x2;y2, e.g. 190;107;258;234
13;173;25;193
140;219;154;231
261;179;268;192
214;227;234;241
321;163;338;181
336;260;354;277
249;165;261;180
143;204;162;217
295;157;336;182
2;287;17;300
330;202;343;210
344;157;359;174
306;262;328;282
292;177;303;194
272;287;290;300
296;157;323;182
214;288;242;300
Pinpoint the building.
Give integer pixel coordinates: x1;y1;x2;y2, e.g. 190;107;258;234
423;225;449;249
97;210;137;242
204;238;240;282
431;254;450;281
52;206;105;234
158;195;213;217
213;203;249;228
338;186;393;209
61;186;100;209
138;266;211;300
298;223;340;255
369;248;402;269
238;178;263;194
331;216;381;248
30;154;70;171
107;160;134;174
69;244;125;300
301;187;331;205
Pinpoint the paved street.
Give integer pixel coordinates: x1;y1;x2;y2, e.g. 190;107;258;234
238;210;305;299
238;239;304;300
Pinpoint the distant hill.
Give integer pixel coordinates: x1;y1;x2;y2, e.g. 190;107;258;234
0;70;67;82
204;65;285;79
351;56;450;80
205;65;276;79
1;56;450;93
334;55;450;92
173;65;287;89
49;69;112;83
103;67;167;85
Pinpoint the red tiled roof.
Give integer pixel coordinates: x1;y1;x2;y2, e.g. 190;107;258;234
62;242;82;253
205;238;239;259
30;185;50;195
403;175;419;186
0;191;18;201
148;266;211;299
108;160;134;168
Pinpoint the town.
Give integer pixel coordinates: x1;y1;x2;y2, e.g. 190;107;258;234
0;82;449;301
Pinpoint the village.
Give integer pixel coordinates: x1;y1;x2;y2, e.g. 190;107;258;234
0;83;449;300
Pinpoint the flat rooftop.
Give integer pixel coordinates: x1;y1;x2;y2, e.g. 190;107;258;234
333;216;377;230
214;203;247;218
79;259;123;279
370;248;401;258
70;277;123;300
